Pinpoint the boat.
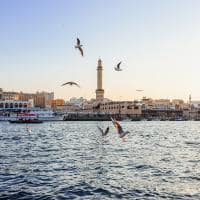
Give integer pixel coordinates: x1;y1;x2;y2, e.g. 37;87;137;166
9;118;43;123
9;113;43;123
0;108;63;121
29;109;63;121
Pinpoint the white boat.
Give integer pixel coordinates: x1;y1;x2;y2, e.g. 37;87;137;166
29;109;63;121
0;109;64;122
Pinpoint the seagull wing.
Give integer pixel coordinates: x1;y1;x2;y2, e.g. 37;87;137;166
78;47;84;56
117;61;122;69
111;117;115;124
77;38;80;45
72;82;80;87
111;117;123;134
115;121;123;134
61;82;70;86
103;126;109;136
114;67;122;71
61;81;80;87
97;126;104;134
119;131;129;138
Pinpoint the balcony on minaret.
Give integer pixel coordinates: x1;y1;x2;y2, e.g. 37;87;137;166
97;59;102;69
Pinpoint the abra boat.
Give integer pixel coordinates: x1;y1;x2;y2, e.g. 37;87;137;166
9;113;43;123
9;119;43;123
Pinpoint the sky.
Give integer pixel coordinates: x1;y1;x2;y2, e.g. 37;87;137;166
1;0;200;101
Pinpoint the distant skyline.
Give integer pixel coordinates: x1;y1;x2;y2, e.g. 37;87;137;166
1;0;200;101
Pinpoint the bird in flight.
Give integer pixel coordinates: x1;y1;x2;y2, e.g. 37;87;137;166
136;90;143;92
75;38;84;57
61;81;80;87
111;117;129;138
114;61;122;71
97;126;109;136
26;125;32;133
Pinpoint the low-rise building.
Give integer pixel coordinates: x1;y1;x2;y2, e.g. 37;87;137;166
99;101;141;116
51;99;65;108
0;89;54;108
0;100;32;110
190;101;200;109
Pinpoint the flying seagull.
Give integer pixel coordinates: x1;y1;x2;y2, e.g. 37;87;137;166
115;61;122;71
136;90;143;92
75;38;84;56
26;125;32;133
97;126;109;136
111;117;129;138
61;81;80;87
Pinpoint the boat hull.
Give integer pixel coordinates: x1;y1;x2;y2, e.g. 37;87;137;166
9;119;43;124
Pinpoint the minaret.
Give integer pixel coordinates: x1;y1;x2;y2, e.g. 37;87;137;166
189;94;191;109
96;59;104;101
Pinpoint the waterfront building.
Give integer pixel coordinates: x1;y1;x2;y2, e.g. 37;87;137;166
53;104;81;113
171;99;185;110
190;101;200;109
69;97;87;107
82;100;96;112
0;100;32;110
95;59;104;102
0;89;54;108
51;99;65;108
18;92;35;101
153;99;171;110
141;97;154;109
33;94;46;108
39;91;54;108
2;91;19;101
99;101;141;116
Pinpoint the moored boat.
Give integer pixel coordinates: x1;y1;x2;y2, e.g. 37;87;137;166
9;113;43;123
9;119;43;123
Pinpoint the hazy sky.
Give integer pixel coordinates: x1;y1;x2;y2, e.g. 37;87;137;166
1;0;200;101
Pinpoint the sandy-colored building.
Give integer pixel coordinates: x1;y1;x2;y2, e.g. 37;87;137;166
172;99;185;109
99;101;141;116
2;91;19;101
18;92;35;101
0;89;54;108
51;99;65;108
33;95;45;108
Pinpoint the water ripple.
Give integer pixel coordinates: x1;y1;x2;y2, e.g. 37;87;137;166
0;121;200;199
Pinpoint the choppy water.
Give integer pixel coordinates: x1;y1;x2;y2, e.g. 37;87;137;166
0;121;200;200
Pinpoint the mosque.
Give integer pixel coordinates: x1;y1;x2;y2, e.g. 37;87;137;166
92;59;141;116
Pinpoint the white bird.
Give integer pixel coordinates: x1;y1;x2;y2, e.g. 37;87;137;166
97;126;109;136
114;61;122;71
61;81;80;87
26;126;32;133
75;38;84;56
111;117;129;138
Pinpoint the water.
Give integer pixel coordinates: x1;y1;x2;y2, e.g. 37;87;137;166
0;121;200;200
